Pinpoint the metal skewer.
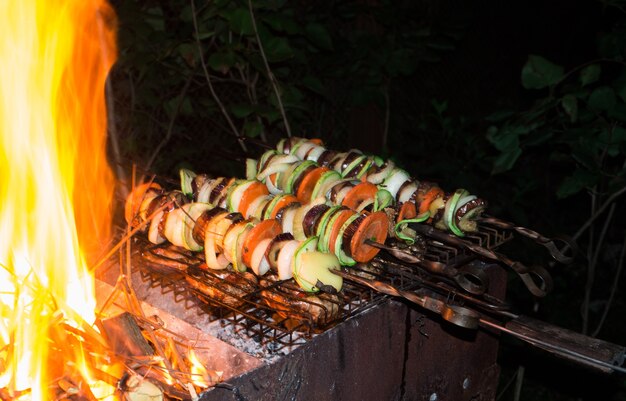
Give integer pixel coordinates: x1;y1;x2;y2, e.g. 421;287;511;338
478;215;577;264
332;269;481;329
333;270;626;375
365;239;489;295
411;224;553;297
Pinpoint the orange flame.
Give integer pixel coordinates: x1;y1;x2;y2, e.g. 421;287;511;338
0;0;116;397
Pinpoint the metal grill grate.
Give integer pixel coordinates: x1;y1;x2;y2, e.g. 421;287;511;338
132;224;512;349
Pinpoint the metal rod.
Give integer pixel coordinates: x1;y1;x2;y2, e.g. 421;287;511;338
479;318;626;374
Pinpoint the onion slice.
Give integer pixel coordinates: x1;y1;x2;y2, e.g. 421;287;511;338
250;238;272;276
276;240;300;280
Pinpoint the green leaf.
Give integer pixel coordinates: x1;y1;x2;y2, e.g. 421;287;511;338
230;103;255;118
207;51;236;74
262;14;301;34
243;120;263;138
579;64;601;87
386;49;418;76
600;126;626;157
431;99;448;115
614;73;626;103
485;110;516;122
524;130;554;147
561;94;578;123
487;128;519;152
145;7;165;32
571;142;599;171
180;5;193;22
521;55;564;89
426;36;456;51
492;147;522;174
588;86;616;111
305;22;333;51
608;101;626;122
165;96;193;118
557;169;598;198
263;36;293;62
257;105;281;123
194;31;215;41
301;76;326;96
223;8;254;36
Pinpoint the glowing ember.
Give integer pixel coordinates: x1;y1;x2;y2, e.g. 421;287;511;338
0;0;116;398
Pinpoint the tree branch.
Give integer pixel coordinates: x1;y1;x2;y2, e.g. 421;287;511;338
592;232;626;337
248;0;292;137
145;73;194;171
573;185;626;241
191;0;247;153
582;202;615;335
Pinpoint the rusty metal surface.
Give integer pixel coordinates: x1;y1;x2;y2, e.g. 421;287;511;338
199;263;505;401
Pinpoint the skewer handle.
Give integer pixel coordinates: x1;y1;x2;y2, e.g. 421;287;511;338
479;216;576;264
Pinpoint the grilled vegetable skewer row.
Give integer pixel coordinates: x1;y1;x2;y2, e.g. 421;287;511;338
260;137;487;238
180;170;499;295
179;170;389;265
125;182;343;294
242;143;484;242
271;137;574;263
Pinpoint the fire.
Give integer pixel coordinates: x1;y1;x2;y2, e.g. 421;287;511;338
0;0;116;398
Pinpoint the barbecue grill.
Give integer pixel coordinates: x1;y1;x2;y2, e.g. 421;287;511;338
95;220;517;400
94;170;626;401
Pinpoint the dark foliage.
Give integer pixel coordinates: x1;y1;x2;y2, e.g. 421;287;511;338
110;0;626;399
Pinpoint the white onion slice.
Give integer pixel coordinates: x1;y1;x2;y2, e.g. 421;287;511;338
245;194;269;219
223;223;244;263
334;183;355;205
382;169;410;199
266;176;283;195
196;181;212;203
455;195;478;216
250;238;272;275
306;145;326;162
251;197;271;220
398;180;418;204
138;192;160;225
331;152;349;172
355;198;375;212
258;257;271;277
164;208;186;247
257;162;291;182
204;222;229;270
367;160;395;184
316;176;347;200
295;142;316;160
148;210;166;244
204;178;225;205
281;206;298;235
277;240;300;280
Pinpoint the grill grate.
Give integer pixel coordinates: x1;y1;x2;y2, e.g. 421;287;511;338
132;225;512;349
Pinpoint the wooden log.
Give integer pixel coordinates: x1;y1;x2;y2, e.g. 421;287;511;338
99;312;154;358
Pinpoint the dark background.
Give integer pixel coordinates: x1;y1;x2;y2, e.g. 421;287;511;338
109;1;626;399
